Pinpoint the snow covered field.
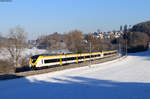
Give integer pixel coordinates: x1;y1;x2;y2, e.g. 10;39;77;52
0;47;48;60
0;47;70;60
0;49;150;99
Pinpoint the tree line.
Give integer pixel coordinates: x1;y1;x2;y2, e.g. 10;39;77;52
1;20;150;74
36;30;117;53
0;27;119;74
122;21;150;52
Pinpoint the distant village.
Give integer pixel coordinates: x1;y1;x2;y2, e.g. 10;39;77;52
28;25;130;50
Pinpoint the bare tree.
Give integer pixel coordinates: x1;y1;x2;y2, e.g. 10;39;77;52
5;26;27;68
64;30;85;53
47;32;66;50
85;34;103;52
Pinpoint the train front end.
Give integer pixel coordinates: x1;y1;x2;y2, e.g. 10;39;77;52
29;55;39;68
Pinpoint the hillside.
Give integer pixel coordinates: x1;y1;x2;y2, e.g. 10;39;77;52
125;21;150;52
131;21;150;37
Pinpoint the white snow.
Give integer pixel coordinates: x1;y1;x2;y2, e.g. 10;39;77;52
0;47;70;60
21;47;48;57
0;47;48;60
0;49;150;99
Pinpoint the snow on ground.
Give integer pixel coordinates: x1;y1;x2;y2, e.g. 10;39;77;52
0;48;10;60
21;47;48;57
0;47;48;60
0;47;70;60
0;49;150;99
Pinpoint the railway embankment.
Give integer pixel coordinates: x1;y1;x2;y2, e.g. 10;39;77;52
0;54;123;80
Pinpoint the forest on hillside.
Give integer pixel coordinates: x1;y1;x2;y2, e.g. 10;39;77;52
126;21;150;52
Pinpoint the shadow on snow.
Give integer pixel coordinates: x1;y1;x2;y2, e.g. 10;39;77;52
0;76;150;99
127;47;150;60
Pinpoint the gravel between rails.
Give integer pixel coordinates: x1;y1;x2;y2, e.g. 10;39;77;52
0;54;122;80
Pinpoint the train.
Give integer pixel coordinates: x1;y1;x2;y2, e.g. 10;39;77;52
29;50;118;68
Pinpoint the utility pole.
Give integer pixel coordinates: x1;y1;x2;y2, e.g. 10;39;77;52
89;42;92;67
125;38;128;56
118;37;121;56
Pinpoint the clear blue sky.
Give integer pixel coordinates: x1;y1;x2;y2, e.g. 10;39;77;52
0;0;150;39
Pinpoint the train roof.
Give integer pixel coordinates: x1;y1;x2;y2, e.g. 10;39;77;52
31;52;74;58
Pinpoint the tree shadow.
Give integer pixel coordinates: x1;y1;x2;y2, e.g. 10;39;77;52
0;74;24;80
127;48;150;60
0;76;150;99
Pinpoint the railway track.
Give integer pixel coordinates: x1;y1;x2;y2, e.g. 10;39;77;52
0;54;122;80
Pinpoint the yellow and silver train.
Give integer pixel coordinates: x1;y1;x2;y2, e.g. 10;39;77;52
29;50;117;68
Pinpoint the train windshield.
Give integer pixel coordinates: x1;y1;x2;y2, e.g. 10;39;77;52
31;55;39;63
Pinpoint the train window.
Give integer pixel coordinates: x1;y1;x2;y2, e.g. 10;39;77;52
91;55;96;57
44;58;60;63
96;54;101;57
62;57;76;61
104;53;111;55
31;55;39;63
78;56;84;59
85;55;90;58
